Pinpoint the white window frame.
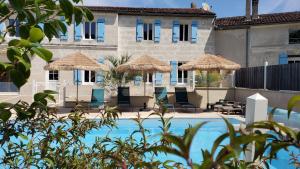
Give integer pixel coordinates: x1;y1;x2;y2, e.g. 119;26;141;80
48;70;59;81
145;73;153;84
143;23;153;41
177;62;188;84
82;70;96;85
179;24;189;42
83;21;96;40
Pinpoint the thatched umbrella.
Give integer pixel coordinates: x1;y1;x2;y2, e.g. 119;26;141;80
116;55;171;73
44;52;109;104
116;55;171;110
179;54;241;111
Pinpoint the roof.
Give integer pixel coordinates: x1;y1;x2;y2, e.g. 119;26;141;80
215;11;300;30
84;6;215;17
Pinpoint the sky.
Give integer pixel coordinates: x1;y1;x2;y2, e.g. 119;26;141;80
82;0;300;18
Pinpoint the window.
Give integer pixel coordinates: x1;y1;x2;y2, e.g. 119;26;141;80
8;19;20;37
48;70;59;81
288;55;300;64
179;24;189;41
178;62;188;83
143;73;153;83
83;70;95;83
0;72;19;92
84;21;96;39
143;23;153;41
289;30;300;44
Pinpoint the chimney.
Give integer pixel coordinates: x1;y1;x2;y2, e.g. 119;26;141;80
191;2;197;9
246;0;251;20
252;0;259;19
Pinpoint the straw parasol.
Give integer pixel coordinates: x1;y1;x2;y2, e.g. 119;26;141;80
116;55;171;73
44;52;109;104
116;55;171;110
179;54;241;111
45;52;109;71
179;54;241;71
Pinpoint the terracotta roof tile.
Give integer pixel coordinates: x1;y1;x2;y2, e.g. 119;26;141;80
215;11;300;30
84;6;215;17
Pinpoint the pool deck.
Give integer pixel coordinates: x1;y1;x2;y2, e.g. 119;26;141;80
55;108;245;123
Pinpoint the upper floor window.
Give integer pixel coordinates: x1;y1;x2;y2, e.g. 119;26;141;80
179;24;189;41
178;62;188;84
289;30;300;44
84;21;96;40
143;73;153;83
8;19;20;37
143;23;153;41
288;55;300;64
83;70;95;84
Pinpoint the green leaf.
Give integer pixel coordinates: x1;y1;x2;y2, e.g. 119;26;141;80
9;0;25;12
31;47;52;62
19;25;30;39
287;95;300;118
34;92;48;102
82;7;94;21
7;47;21;62
18;133;28;140
0;109;12;122
59;0;74;19
9;69;26;88
29;27;44;42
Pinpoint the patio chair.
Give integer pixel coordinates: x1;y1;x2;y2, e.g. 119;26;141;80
117;87;132;111
175;87;196;112
154;87;175;112
89;88;105;109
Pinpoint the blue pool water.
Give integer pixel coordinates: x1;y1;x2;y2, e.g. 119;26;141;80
86;118;297;169
1;118;298;168
268;107;300;129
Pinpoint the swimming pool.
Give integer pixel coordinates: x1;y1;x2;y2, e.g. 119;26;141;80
0;118;297;168
86;118;297;169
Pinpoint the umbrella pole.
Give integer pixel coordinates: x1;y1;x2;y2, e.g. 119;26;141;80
206;71;210;111
76;69;79;105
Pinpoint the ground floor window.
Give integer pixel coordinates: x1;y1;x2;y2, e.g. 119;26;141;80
49;70;59;81
143;73;153;83
178;62;188;84
288;55;300;64
83;70;95;84
0;73;19;92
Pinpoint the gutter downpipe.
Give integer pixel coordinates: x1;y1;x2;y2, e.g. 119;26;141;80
246;26;250;67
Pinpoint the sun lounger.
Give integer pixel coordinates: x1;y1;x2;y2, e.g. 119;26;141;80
154;87;175;112
118;87;132;111
89;88;105;109
175;87;196;111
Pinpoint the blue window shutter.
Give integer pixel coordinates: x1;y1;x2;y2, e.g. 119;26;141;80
154;20;161;43
278;51;288;65
96;56;105;83
0;22;5;35
134;76;142;86
74;22;82;41
73;69;82;85
136;19;143;42
191;21;198;43
170;61;178;85
38;23;44;30
155;72;163;85
97;18;105;42
172;21;179;43
15;19;20;37
60;16;68;41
